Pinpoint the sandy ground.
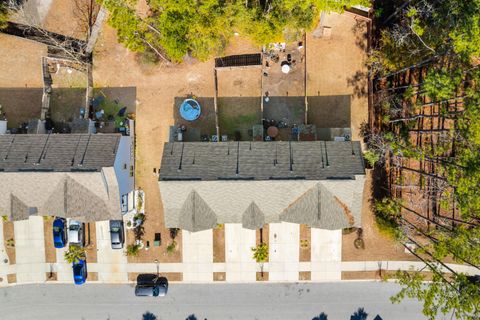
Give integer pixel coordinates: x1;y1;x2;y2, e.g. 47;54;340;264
217;67;261;98
42;0;87;39
0;34;46;87
306;13;369;141
342;170;416;261
43;218;56;264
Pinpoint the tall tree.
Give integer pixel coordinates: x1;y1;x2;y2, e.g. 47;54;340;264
0;2;10;29
101;0;369;62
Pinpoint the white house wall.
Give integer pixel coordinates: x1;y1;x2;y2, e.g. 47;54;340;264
114;135;135;204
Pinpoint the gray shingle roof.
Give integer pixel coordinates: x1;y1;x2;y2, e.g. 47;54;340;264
0;134;121;172
159;176;365;231
159;141;365;181
0;168;121;222
178;190;218;232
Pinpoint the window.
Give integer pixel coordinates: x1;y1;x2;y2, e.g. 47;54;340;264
121;194;128;213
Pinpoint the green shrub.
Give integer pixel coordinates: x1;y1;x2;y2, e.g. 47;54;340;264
125;243;140;257
166;241;176;255
373;197;401;239
64;245;86;263
364;150;381;167
251;243;268;263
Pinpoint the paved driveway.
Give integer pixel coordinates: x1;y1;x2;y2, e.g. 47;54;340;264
269;222;299;281
225;224;256;282
14;216;46;283
182;229;213;282
95;221;128;283
311;229;342;281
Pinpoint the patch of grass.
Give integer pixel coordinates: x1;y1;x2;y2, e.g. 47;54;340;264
375;214;398;239
98;98;121;118
219;113;259;136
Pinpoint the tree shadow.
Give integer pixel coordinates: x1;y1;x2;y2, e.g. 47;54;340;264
142;311;157;320
350;307;368;320
347;70;369;99
185;315;197;320
312;312;328;320
352;20;368;51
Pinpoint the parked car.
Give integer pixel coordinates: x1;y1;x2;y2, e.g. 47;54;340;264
52;218;67;248
135;274;168;297
68;220;84;247
109;220;125;249
72;259;87;285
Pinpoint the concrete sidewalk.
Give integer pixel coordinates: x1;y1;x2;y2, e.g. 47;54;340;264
1;259;479;285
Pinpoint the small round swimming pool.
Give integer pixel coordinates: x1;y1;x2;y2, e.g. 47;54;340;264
179;99;201;121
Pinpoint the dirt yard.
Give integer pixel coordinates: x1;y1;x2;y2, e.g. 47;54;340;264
2;221;15;265
85;223;97;263
216;67;262;139
306;13;369;141
342;170;417;261
0;34;46;128
43;217;56;264
41;0;93;40
0;34;46;88
213;226;225;263
299;224;311;262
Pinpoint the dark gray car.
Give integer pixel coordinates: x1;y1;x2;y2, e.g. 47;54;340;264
135;274;168;297
109;220;124;249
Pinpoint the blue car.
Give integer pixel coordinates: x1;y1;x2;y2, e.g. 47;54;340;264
72;259;87;285
52;218;67;248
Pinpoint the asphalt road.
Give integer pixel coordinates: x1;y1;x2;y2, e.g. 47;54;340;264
0;282;434;320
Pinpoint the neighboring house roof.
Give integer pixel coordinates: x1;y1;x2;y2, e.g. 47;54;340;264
158;141;366;232
0;134;123;222
0;169;121;221
0;134;121;172
159;141;364;180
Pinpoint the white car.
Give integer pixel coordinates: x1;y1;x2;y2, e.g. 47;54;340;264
68;220;85;247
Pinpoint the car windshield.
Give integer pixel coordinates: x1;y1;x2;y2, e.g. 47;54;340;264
153;286;160;297
73;264;83;274
53;226;61;233
111;227;120;232
70;225;79;231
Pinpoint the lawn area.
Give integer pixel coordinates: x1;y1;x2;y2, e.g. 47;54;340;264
217;97;261;140
49;88;85;126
